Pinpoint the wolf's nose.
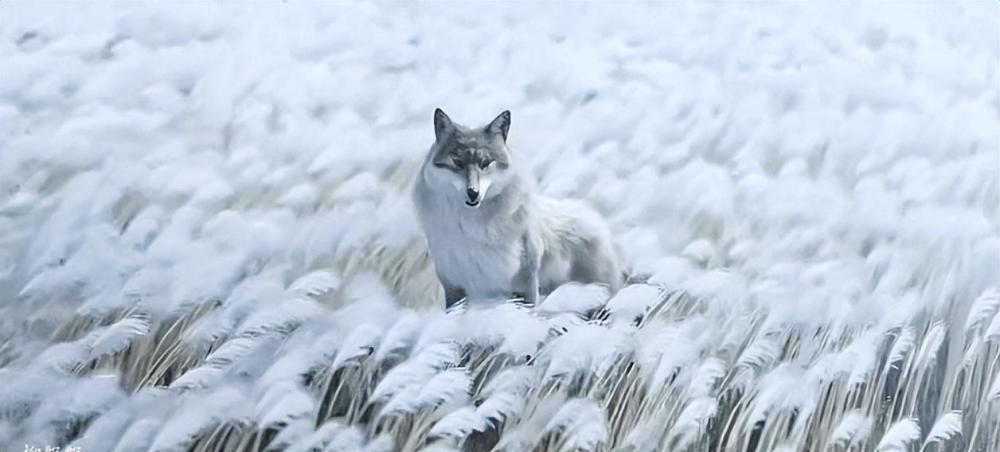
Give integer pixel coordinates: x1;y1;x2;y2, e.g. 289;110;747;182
466;188;479;202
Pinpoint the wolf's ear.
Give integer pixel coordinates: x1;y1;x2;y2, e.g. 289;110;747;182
487;110;511;142
433;108;453;141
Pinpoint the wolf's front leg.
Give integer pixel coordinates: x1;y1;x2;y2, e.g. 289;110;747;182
521;234;543;306
524;269;540;306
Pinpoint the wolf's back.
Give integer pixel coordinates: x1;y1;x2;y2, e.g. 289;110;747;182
535;195;625;292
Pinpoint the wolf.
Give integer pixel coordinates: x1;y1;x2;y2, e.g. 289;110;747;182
413;108;624;308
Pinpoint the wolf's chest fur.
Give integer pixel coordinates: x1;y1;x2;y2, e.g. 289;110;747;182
417;196;528;299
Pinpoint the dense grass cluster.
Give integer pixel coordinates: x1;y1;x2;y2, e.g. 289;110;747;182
5;274;1000;452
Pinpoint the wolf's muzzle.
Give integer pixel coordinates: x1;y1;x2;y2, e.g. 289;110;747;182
464;166;483;207
465;187;480;207
466;187;479;201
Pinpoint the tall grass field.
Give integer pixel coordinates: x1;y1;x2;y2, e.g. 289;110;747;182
0;3;997;452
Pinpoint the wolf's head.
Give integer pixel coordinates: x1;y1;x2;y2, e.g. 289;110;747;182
426;109;514;208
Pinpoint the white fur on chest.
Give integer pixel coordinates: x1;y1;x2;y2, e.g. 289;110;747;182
420;202;525;299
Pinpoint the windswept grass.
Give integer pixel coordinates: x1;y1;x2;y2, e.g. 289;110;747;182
0;2;997;452
6;273;999;452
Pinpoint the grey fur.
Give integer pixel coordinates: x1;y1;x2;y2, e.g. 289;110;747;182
414;109;624;308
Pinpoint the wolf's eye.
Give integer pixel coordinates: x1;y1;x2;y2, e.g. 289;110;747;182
481;159;494;169
452;157;464;169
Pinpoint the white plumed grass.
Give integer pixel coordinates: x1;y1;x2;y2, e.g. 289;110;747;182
876;418;920;452
921;411;962;450
1;2;998;452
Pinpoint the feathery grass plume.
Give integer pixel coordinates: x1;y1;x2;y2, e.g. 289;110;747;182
148;387;252;452
639;321;699;391
284;420;349;452
602;283;667;324
285;270;342;299
176;324;293;393
493;393;568;451
318;425;368;451
329;322;385;372
371;342;460;404
667;396;718;450
885;327;916;372
391;370;475;451
474;369;534;426
34;329;103;372
876;418;920;451
542;398;608;451
64;399;135;451
88;313;152;360
374;312;424;363
410;368;471;413
266;417;316;451
255;381;316;428
538;283;611;316
362;434;396;452
18;374;124;446
112;418;161;452
827;411;872;449
914;323;947;369
124;300;224;390
921;410;962;449
235;297;325;338
964;289;1000;333
427;406;485;442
